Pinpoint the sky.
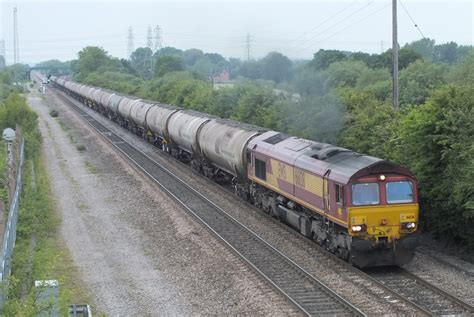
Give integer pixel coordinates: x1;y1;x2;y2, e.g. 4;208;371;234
0;0;472;65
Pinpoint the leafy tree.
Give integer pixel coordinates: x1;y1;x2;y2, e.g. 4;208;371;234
322;60;369;88
231;85;276;127
154;46;184;59
339;89;396;158
83;71;144;95
35;59;71;76
227;58;242;79
394;85;474;246
190;56;216;77
183;49;204;67
0;55;5;70
399;60;446;105
282;94;345;144
404;38;436;61
74;46;116;81
447;50;474;85
239;60;263;80
261;52;292;83
154;55;184;77
204;52;227;65
309;49;347;70
433;41;470;64
130;47;154;79
291;66;325;96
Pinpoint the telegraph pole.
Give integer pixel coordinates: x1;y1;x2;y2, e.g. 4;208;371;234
392;0;399;109
13;6;19;64
127;26;134;59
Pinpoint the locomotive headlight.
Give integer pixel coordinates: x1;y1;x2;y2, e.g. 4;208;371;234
379;174;386;181
401;222;416;230
351;224;367;232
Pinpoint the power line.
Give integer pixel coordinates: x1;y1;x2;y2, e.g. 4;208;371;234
295;1;391;54
287;1;375;54
288;0;359;46
399;0;425;38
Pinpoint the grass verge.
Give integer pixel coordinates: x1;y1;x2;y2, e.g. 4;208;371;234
2;124;90;315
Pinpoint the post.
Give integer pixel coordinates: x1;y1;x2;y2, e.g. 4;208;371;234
392;0;399;109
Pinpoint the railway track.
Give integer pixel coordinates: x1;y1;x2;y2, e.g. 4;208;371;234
416;250;474;278
52;89;365;316
366;266;474;316
258;204;474;316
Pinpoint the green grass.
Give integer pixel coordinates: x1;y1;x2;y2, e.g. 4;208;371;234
84;161;97;174
49;110;59;117
2;143;90;315
76;144;86;152
0;140;8;206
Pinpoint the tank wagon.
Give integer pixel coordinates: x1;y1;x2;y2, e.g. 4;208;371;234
49;76;419;267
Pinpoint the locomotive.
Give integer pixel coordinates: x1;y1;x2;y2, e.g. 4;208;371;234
49;75;419;268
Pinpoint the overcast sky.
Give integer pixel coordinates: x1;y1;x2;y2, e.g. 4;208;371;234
1;0;472;65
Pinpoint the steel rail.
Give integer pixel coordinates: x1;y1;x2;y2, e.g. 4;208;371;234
415;250;474;278
367;266;474;316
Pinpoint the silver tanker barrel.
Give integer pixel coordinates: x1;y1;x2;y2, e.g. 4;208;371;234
145;103;181;140
92;89;105;105
129;100;155;129
117;97;141;122
107;94;124;114
99;90;116;111
167;110;214;154
80;85;94;99
198;119;266;178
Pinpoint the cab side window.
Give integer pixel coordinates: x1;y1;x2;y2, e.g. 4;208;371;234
335;184;344;205
255;158;266;180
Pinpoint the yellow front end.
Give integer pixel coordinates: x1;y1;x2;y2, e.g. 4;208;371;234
348;203;419;242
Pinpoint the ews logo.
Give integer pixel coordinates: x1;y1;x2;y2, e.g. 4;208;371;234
295;169;305;188
278;162;286;179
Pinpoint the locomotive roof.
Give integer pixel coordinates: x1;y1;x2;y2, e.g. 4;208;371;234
250;131;413;184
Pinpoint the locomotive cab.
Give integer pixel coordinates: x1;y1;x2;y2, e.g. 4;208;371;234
347;164;419;267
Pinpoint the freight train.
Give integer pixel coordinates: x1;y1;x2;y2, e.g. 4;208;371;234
48;75;419;268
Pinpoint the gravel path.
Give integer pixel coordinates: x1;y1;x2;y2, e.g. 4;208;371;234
35;89;300;316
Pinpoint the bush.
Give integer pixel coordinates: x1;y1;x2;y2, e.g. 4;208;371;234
76;144;86;152
49;110;59;117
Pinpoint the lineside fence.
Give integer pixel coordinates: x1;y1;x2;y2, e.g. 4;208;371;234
0;139;25;307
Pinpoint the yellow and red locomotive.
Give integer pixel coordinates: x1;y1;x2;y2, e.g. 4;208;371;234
246;132;419;267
